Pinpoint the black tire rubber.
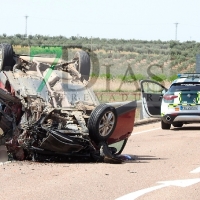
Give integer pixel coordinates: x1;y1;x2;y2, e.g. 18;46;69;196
88;104;117;143
172;123;183;128
161;120;171;129
74;51;90;81
0;43;15;71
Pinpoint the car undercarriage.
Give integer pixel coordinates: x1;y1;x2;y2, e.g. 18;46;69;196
0;43;137;163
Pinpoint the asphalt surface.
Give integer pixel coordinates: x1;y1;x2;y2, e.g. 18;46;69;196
1;120;200;200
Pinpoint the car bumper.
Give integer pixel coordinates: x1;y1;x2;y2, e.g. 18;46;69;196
162;113;200;124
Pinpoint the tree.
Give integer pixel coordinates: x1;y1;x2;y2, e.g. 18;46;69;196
15;34;23;39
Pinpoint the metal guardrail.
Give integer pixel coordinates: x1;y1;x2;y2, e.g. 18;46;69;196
137;100;142;107
136;100;143;120
95;92;143;120
95;92;141;102
94;90;151;125
107;99;144;121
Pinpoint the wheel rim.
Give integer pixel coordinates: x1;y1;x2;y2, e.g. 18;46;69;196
99;111;115;137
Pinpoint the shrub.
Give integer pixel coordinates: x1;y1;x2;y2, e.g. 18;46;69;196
168;74;178;81
116;73;145;82
100;73;113;79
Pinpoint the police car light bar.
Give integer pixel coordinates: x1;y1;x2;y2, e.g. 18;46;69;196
177;73;200;78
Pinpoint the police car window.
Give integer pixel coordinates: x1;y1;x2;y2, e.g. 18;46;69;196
169;83;200;92
142;82;164;93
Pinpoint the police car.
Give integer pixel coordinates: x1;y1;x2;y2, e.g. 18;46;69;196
140;73;200;129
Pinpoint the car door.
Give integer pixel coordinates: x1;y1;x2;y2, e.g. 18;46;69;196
140;80;168;118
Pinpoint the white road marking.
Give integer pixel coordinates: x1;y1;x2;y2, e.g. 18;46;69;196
116;178;200;200
190;167;200;173
132;127;160;135
116;184;165;200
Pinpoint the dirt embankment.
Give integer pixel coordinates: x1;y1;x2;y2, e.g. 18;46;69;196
90;78;171;91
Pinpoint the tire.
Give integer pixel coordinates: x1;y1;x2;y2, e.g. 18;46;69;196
73;51;90;81
161;120;171;129
88;104;117;143
172;123;183;128
0;43;15;71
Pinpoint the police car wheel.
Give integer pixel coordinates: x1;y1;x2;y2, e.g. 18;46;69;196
161;120;171;129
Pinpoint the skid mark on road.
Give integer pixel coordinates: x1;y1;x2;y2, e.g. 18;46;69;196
132;127;160;135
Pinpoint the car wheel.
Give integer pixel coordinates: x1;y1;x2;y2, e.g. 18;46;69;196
0;43;15;71
73;50;90;81
172;123;183;128
161;120;171;129
88;104;117;143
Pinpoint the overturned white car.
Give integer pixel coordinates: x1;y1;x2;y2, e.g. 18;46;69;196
0;43;137;163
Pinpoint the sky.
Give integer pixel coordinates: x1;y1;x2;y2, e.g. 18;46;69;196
1;0;200;42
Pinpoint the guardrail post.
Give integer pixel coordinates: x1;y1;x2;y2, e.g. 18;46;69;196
140;104;144;120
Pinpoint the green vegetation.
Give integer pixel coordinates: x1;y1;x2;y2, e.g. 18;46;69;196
1;34;199;85
168;74;178;81
30;46;62;58
117;74;146;82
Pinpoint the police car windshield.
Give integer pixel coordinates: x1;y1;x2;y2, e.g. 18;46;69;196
169;83;200;92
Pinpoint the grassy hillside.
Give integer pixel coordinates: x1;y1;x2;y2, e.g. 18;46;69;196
1;35;198;92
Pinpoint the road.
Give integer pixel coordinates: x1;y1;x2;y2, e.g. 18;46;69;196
0;122;200;200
